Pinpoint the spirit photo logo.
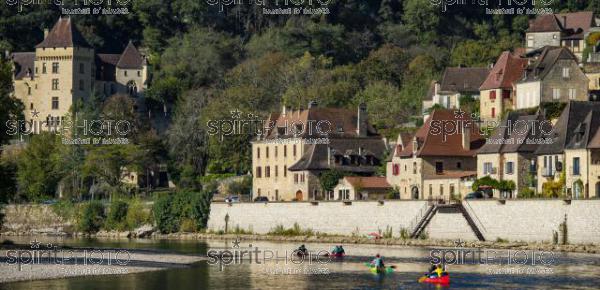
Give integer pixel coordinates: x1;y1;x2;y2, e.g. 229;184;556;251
6;0;131;13
429;0;555;13
207;0;331;12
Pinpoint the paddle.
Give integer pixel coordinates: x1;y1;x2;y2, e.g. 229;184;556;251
363;262;396;269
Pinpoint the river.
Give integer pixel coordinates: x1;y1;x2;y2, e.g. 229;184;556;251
1;236;599;289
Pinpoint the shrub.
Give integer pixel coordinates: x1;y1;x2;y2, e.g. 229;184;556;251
399;227;409;240
79;201;106;233
268;223;314;236
105;200;129;231
180;218;198;233
153;194;179;233
383;226;393;239
51;200;76;221
126;198;151;229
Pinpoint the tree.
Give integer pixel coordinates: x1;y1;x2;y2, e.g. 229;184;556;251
402;0;440;43
0;58;24;145
319;169;345;194
17;133;63;201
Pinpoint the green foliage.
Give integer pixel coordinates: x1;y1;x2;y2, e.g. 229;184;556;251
386;187;400;200
17;133;63;201
319;169;346;193
51;200;76;221
518;187;536;199
383;226;393;239
126;198;151;229
0;59;24;146
472;176;500;191
153;190;214;233
79;201;106;234
541;102;567;120
268;223;315;236
459;95;480;116
226;175;252;196
105;200;129;231
542;171;566;198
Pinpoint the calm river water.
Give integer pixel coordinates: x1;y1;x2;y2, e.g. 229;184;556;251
1;236;600;289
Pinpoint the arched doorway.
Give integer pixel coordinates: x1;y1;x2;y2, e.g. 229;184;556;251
127;80;137;96
411;186;419;200
573;181;583;199
596;182;600;198
295;190;303;201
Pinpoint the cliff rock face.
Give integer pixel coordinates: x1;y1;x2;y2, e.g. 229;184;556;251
1;204;73;235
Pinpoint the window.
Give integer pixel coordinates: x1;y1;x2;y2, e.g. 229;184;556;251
266;147;269;158
562;67;570;78
30;103;33;110
51;79;59;90
456;162;462;169
506;161;514;175
293;145;297;157
256;167;262;178
42;63;47;74
52;62;59;74
490;90;496;100
450;184;455;195
294;174;298;184
284;145;287;157
257;147;260;159
440;185;444;196
413;162;417;174
79;80;84;91
569;88;577;100
51;97;59;110
275;146;278;157
429;184;432;195
502;90;510;99
137;70;141;77
124;70;128;77
265;166;270;178
573;157;580;176
435;162;443;174
483;162;493;175
552;88;561;100
27;86;31;95
274;165;278;177
393;164;399;176
283;165;287;177
79;63;85;74
491;107;496;118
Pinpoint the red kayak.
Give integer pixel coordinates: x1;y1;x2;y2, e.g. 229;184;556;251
330;252;345;258
420;275;450;284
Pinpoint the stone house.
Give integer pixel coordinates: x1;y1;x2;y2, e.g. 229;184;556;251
525;11;596;61
10;17;149;134
535;101;600;196
252;102;386;202
388;109;485;201
479;51;528;123
422;67;489;120
515;46;588;110
476;112;549;198
333;176;391;201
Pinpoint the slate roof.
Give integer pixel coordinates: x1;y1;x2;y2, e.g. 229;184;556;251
398;109;485;158
36;17;91;48
565;107;600;150
480;51;528;90
439;67;490;94
478;112;548;154
535;101;600;155
344;176;391;189
11;52;35;80
520;46;578;82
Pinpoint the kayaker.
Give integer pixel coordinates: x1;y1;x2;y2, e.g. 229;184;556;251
338;245;345;255
371;254;385;271
427;263;443;278
297;244;307;255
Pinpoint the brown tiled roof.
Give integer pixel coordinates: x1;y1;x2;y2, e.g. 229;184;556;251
263;106;378;139
521;46;578;82
527;12;594;40
439;67;490;94
426;170;476;180
480;51;528;90
36;17;91;48
11;52;35;80
117;41;144;69
344;176;390;189
398;109;485;158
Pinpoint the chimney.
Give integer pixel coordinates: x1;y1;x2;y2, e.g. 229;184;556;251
308;100;318;108
357;103;367;137
434;82;440;96
282;105;287;117
462;123;471;151
562;16;567;28
44;28;49;38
